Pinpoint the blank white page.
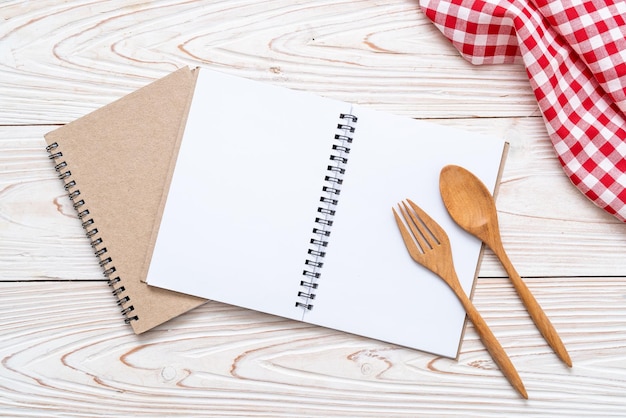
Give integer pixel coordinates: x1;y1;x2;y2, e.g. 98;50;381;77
147;69;351;320
304;105;506;358
147;69;507;358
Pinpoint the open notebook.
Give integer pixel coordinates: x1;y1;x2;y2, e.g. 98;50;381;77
146;68;508;358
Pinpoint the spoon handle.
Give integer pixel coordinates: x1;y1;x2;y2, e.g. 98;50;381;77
492;244;572;367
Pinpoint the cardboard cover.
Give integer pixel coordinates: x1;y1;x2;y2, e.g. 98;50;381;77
45;67;206;334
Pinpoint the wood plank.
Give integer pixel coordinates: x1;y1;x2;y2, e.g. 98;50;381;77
0;0;536;125
2;120;624;282
0;126;102;281
0;279;624;416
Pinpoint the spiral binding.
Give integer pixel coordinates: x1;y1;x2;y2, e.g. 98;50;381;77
45;142;138;324
295;112;358;311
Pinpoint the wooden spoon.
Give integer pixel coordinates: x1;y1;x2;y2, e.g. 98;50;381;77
439;164;572;367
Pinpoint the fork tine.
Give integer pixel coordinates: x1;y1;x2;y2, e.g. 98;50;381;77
392;207;422;257
406;199;446;246
401;201;438;252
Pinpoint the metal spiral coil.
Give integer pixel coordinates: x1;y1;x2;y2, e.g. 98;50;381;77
296;112;357;311
45;142;138;324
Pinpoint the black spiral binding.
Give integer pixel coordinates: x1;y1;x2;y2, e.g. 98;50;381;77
45;142;138;324
296;112;358;311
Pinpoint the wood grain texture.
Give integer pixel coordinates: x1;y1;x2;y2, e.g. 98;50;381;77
0;126;102;281
0;0;535;125
1;279;625;416
2;0;626;416
2;122;624;282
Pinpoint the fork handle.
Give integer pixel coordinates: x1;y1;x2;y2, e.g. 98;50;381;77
455;290;528;399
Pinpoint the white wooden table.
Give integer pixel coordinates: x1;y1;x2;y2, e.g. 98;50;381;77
2;1;626;416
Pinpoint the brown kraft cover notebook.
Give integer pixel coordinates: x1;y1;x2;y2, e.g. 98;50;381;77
44;67;206;333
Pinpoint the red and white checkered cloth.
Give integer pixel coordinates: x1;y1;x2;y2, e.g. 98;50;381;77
420;0;626;221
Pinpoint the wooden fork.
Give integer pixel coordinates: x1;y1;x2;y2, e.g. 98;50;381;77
393;199;528;399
